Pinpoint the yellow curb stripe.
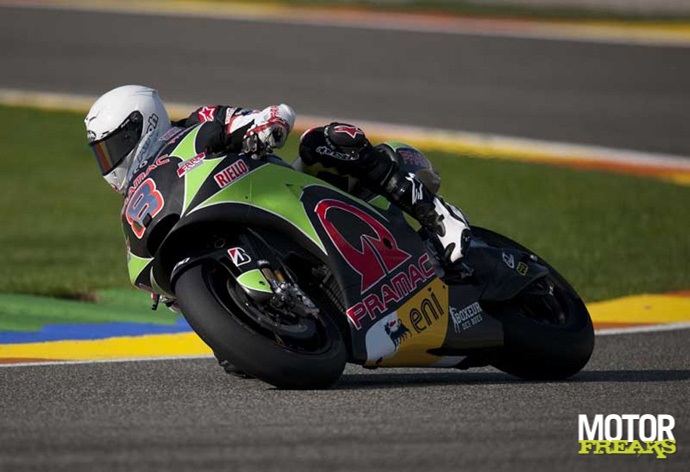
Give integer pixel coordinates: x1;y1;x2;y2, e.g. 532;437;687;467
0;333;211;361
588;293;690;325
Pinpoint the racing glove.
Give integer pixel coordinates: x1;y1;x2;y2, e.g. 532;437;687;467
226;104;295;157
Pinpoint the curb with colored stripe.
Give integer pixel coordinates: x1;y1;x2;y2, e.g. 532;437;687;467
1;290;689;365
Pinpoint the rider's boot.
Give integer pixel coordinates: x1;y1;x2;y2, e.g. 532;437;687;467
382;170;471;264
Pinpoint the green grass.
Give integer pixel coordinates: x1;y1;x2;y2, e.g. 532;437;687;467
0;107;126;297
0;289;174;331
211;0;690;22
1;105;689;302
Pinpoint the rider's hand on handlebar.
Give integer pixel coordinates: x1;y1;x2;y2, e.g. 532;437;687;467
242;131;270;159
242;104;295;159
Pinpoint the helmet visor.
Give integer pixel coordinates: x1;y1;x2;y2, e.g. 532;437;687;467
89;111;144;175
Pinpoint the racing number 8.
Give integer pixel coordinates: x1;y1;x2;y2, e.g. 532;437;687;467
126;178;164;239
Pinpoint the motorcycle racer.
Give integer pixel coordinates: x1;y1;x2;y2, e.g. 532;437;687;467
85;85;470;266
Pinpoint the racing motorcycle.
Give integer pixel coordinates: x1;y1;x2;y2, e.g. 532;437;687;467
123;125;594;389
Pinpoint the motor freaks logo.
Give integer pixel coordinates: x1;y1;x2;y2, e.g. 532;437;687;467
578;414;676;459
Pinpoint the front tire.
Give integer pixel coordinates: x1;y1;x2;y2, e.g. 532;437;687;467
175;263;347;389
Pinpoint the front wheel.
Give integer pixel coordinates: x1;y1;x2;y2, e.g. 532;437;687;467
174;263;347;389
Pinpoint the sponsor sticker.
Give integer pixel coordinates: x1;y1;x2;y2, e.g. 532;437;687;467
332;124;363;139
197;106;217;122
397;147;428;166
315;199;412;294
516;261;529;276
364;279;449;366
214;160;250;189
578;414;676;459
228;247;251;267
159;126;184;143
177;152;205;177
449;302;483;333
316;145;356;161
385;316;411;348
365;313;409;362
126;155;170;199
502;252;516;269
345;254;435;330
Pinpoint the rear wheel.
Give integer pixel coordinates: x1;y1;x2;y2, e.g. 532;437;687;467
474;227;594;380
175;263;347;389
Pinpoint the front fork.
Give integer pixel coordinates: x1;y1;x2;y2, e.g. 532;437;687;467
169;236;319;318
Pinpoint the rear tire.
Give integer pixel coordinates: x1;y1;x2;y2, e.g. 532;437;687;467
473;227;594;380
489;282;594;380
175;263;347;389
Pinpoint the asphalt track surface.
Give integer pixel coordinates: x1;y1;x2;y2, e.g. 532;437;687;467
2;330;689;471
1;5;689;156
1;5;689;471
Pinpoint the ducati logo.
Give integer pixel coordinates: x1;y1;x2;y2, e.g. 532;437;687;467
315;199;411;293
332;125;363;139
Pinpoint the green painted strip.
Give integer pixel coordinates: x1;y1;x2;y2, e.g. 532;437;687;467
237;269;273;294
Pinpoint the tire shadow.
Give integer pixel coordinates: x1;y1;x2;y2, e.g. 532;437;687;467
332;369;690;390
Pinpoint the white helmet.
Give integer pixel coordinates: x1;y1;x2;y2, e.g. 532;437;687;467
85;85;170;193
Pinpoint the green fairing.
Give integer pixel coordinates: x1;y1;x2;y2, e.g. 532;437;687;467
170;125;202;161
192;164;362;253
367;194;391;210
237;269;273;293
165;125;228;213
183;157;224;214
127;251;153;285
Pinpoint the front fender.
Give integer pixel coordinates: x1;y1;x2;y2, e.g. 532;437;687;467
151;202;329;296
